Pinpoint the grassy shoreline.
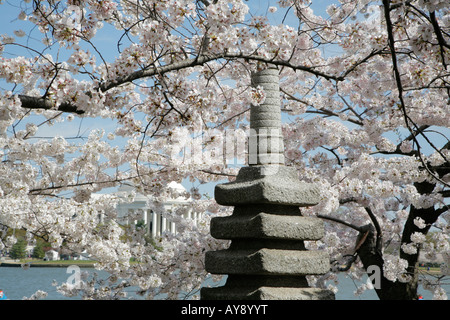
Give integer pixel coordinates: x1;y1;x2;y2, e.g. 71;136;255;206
418;267;442;275
1;259;444;275
0;259;96;268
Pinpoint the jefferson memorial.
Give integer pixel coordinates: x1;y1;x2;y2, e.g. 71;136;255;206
111;181;201;238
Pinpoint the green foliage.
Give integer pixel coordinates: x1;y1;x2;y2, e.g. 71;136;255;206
32;241;45;259
135;219;146;231
9;238;27;260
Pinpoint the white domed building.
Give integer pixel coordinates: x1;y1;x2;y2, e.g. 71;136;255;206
113;182;200;238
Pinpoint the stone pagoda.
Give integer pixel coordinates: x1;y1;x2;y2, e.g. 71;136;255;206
200;66;335;300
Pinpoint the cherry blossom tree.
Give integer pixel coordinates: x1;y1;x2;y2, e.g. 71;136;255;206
0;0;448;300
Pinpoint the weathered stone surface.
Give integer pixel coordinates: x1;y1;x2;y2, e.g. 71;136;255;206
214;166;321;207
232;204;301;215
250;111;282;121
210;213;324;241
205;249;330;275
251;104;281;113
201;286;335;300
248;154;285;165
248;67;284;166
250;119;282;128
201;274;335;300
224;275;309;288
249;129;284;154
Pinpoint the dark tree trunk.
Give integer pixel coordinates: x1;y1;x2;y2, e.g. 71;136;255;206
356;180;442;300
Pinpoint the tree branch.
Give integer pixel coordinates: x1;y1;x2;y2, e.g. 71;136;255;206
18;95;85;115
317;214;364;233
99;52;342;92
364;206;383;253
16;52;342;114
382;0;450;188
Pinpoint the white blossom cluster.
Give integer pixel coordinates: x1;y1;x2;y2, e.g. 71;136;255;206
0;0;448;300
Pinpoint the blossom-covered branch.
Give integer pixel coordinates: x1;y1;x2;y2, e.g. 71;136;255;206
0;0;448;300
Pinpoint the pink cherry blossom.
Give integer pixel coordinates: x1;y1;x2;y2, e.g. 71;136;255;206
0;0;448;300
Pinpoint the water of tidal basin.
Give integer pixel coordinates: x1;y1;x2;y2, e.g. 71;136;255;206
0;266;448;300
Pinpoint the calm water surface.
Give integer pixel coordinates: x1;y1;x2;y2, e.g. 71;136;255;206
0;266;448;300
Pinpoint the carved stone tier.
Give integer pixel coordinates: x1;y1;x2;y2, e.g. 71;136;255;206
201;170;334;300
200;67;334;300
214;166;321;207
